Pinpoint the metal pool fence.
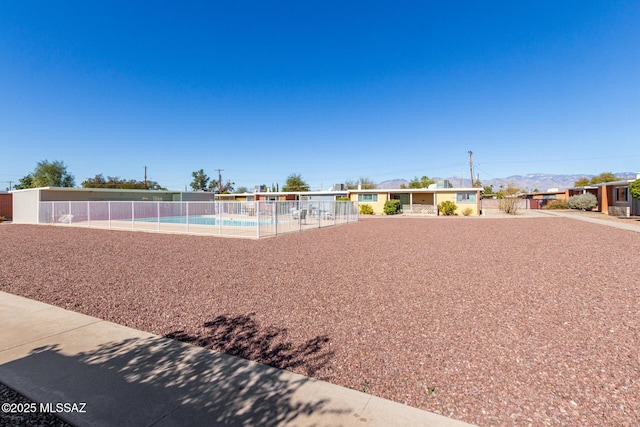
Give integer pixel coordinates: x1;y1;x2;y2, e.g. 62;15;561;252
38;200;359;238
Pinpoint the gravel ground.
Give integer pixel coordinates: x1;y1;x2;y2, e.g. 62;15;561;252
0;382;72;427
1;217;640;426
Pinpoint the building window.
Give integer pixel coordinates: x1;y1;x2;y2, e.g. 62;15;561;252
357;194;378;202
615;187;629;202
456;192;477;203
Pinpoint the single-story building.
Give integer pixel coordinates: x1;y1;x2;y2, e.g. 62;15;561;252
11;187;215;224
347;186;483;215
596;175;640;217
216;189;349;202
522;189;568;209
0;191;12;219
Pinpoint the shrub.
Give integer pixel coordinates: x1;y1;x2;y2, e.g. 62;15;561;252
542;200;569;210
438;200;457;216
383;200;402;215
498;197;520;215
359;204;374;215
567;193;597;211
462;207;473;216
0;216;4;223
630;179;640;200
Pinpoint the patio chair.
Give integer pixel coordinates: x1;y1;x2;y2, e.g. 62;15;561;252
293;208;307;224
58;214;73;224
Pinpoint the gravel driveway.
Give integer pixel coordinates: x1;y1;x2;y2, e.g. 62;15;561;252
1;217;639;426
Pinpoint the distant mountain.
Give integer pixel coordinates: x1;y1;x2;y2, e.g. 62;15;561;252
377;179;408;189
480;172;637;192
376;172;637;192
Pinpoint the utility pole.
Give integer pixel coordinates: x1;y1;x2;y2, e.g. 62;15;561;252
468;151;473;187
215;169;224;194
144;166;147;189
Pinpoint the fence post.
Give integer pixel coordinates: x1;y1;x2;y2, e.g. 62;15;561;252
186;202;190;233
132;201;134;229
218;201;222;236
157;201;160;231
108;201;111;229
256;201;260;239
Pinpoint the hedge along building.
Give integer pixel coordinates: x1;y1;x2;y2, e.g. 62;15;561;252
348;184;483;216
11;187;215;224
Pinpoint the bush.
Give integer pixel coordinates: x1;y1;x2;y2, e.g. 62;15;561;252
0;216;4;223
383;200;402;215
462;207;473;216
498;197;520;215
567;193;597;211
630;179;640;200
359;204;374;215
542;200;569;210
438;200;457;216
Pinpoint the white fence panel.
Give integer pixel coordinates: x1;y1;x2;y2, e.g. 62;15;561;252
37;200;358;239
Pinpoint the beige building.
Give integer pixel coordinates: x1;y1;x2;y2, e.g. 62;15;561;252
348;187;483;215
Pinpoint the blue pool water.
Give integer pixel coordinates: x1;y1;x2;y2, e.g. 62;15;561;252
137;216;272;227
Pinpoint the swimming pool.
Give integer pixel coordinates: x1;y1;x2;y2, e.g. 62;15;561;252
137;215;274;227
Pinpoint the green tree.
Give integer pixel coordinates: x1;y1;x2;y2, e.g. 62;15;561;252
190;169;210;191
282;173;309;192
481;184;495;198
22;160;75;188
590;172;617;185
630;179;640;200
82;174;108;188
81;174;165;190
401;175;435;189
208;179;234;194
234;186;249;194
13;174;34;190
345;177;376;189
573;177;591;187
496;184;522;199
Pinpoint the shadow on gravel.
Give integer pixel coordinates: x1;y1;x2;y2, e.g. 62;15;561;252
166;313;334;377
0;332;340;427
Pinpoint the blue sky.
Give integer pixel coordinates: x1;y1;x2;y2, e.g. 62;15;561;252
1;1;639;191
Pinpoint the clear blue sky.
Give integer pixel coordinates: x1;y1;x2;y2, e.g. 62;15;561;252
1;1;639;191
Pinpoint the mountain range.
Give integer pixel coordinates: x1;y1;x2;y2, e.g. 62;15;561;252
377;172;639;192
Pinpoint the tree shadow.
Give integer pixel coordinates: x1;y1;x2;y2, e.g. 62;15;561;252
165;313;333;377
0;319;341;427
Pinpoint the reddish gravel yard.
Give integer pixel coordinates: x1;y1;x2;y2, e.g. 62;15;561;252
1;217;640;426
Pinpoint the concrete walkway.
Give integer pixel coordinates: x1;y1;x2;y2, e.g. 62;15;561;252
535;210;640;232
0;292;475;427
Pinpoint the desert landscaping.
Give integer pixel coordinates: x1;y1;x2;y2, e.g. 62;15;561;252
1;216;639;426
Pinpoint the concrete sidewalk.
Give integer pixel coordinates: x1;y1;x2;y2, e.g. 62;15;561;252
0;292;475;427
536;210;640;232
